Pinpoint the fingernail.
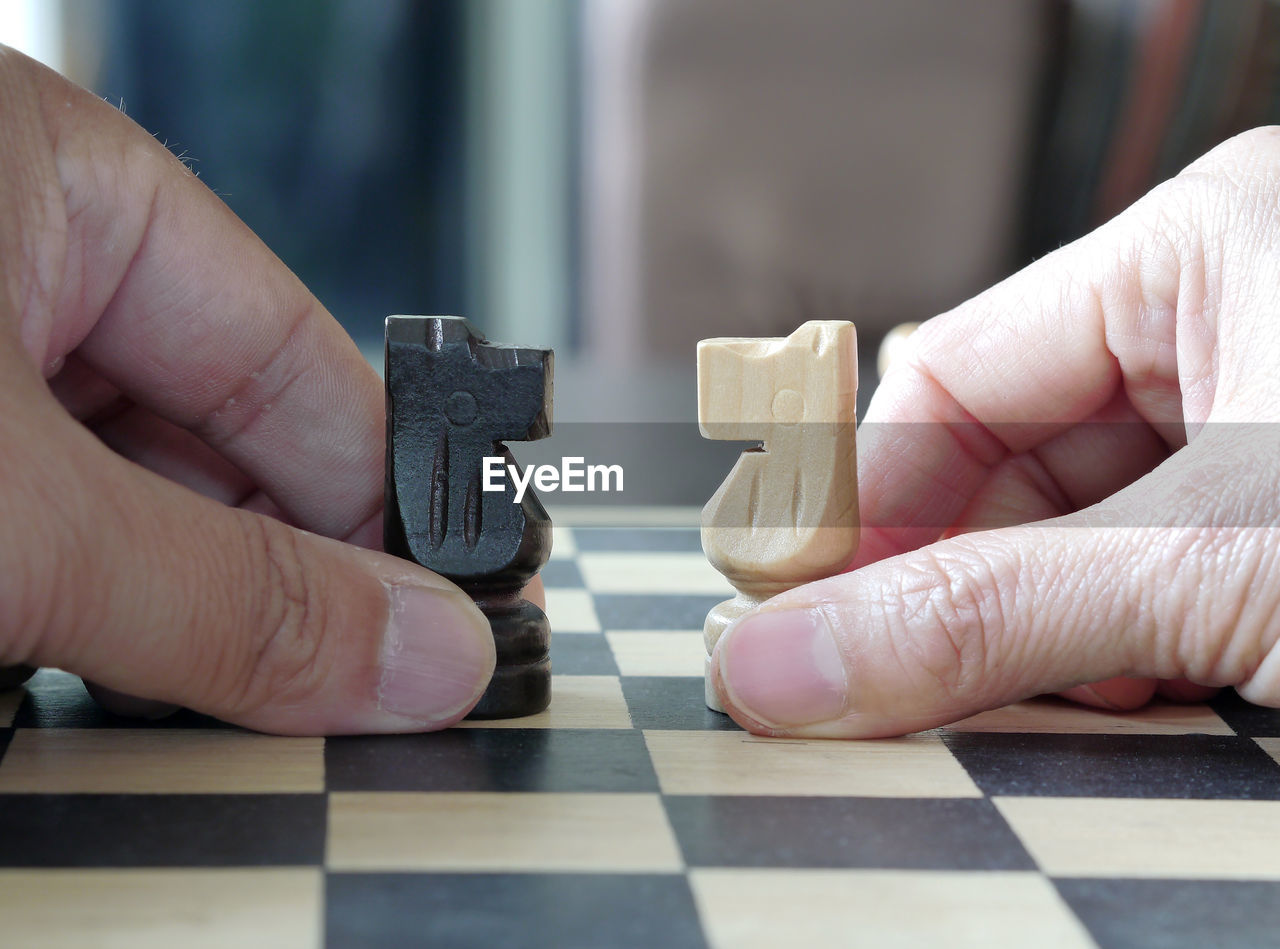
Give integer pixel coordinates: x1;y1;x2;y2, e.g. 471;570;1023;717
719;608;848;728
378;584;495;723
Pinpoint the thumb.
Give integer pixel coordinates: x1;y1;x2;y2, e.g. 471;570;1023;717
710;452;1276;737
3;386;495;736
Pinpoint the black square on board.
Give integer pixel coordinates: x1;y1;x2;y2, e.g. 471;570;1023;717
665;796;1035;870
573;528;704;553
1210;690;1280;737
622;677;741;731
1055;879;1280;949
549;633;619;675
943;733;1280;799
326;728;659;793
594;595;726;631
326;873;708;949
539;559;585;588
0;794;326;867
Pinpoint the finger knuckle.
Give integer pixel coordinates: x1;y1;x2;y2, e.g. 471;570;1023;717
222;515;333;716
888;543;1012;699
1148;525;1280;690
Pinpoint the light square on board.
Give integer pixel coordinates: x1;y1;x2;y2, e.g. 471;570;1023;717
0;868;321;949
607;631;705;677
453;675;631;730
327;792;682;873
995;797;1280;878
0;729;323;794
689;869;1094;949
644;730;980;797
545;589;601;633
548;525;578;559
945;698;1233;735
578;552;732;596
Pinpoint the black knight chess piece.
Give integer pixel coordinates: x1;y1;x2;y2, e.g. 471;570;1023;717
384;316;553;719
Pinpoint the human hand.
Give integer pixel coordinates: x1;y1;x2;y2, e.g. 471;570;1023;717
0;47;499;734
711;127;1280;737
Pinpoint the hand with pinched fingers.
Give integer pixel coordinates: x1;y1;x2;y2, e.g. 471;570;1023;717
0;46;509;734
713;128;1280;737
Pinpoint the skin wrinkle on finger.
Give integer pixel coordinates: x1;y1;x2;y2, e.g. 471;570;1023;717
59;368;383;544
943;409;1171;709
1076;428;1280;688
214;515;331;721
943;456;1066;538
947;393;1172;536
47;352;128;423
852;370;1010;565
1104;222;1187;443
93;402;256;507
1030;393;1171;510
1012;450;1073;515
1148;527;1263;686
888;546;1009;704
729;527;1122;739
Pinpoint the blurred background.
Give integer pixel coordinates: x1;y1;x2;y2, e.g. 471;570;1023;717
4;0;1280;502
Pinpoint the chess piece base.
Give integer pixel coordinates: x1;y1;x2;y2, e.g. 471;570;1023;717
466;595;552;719
704;656;725;713
469;657;552;719
703;596;754;713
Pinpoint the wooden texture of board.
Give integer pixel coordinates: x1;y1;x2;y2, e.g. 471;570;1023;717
2;520;1279;949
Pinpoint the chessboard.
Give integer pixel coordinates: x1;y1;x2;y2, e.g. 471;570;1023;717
2;515;1279;949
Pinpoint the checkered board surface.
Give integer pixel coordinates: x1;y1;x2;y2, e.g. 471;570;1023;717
3;522;1280;949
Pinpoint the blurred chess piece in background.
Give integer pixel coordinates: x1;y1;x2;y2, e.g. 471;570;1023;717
876;322;921;379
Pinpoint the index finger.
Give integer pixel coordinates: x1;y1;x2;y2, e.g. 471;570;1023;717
853;181;1197;568
2;48;383;539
